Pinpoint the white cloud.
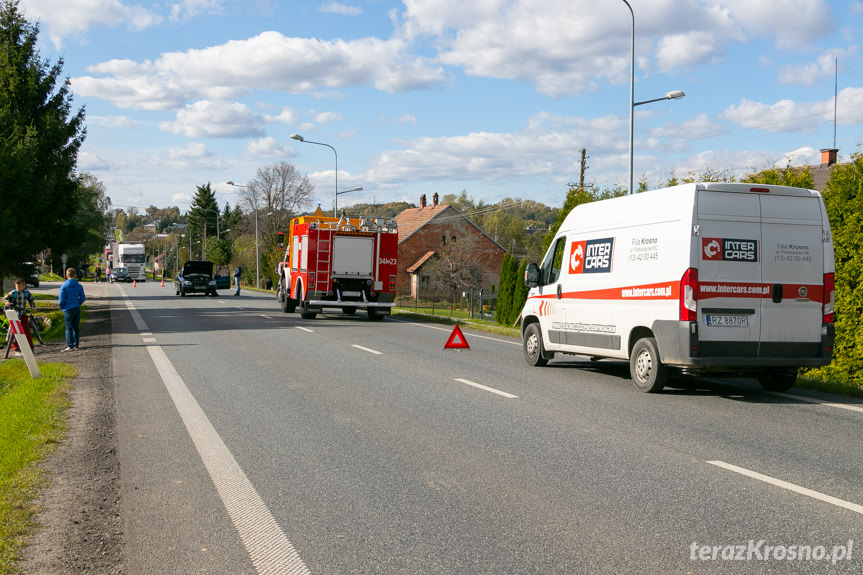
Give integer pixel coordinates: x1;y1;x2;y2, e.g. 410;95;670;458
19;0;160;47
89;115;141;128
313;111;343;123
159;142;224;170
721;87;863;133
778;48;857;86
718;0;834;50
243;137;296;159
159;101;265;138
72;32;449;110
169;0;224;22
655;32;721;71
264;108;301;125
319;3;362;16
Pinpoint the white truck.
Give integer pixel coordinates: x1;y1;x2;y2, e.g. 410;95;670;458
520;182;835;393
116;243;147;281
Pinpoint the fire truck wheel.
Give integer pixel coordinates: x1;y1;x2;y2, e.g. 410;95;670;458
630;337;667;393
342;307;357;315
281;294;296;313
758;369;797;392
300;305;317;320
367;308;385;321
522;323;548;367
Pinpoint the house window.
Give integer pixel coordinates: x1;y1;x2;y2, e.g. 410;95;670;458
421;275;430;286
441;235;446;245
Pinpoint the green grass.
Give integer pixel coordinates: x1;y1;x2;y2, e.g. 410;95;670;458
796;372;863;398
0;361;74;574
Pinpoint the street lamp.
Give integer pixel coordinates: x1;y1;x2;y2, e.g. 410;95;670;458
337;186;363;212
227;180;269;289
620;0;684;195
291;133;340;216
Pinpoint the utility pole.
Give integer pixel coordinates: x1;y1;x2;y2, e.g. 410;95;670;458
578;148;588;190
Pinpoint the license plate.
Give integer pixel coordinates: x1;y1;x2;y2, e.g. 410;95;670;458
706;314;749;327
341;290;362;297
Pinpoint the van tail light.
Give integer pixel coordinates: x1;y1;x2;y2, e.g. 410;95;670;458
680;268;698;322
823;273;835;324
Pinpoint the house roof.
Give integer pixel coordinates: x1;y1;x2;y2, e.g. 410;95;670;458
809;164;837;192
407;251;436;274
394;202;507;252
395;203;451;243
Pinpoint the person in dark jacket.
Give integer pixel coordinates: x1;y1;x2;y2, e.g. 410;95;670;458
4;278;35;354
233;266;242;296
58;268;86;351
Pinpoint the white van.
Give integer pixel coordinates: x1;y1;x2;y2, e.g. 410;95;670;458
520;182;835;393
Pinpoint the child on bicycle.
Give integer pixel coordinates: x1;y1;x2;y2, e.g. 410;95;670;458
4;278;35;355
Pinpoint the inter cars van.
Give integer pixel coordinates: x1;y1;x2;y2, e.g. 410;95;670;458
520;182;835;393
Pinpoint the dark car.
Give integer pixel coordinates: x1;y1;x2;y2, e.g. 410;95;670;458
213;267;231;290
22;262;39;288
175;260;217;296
109;267;132;283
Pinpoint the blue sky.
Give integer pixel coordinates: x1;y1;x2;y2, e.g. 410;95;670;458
20;0;863;214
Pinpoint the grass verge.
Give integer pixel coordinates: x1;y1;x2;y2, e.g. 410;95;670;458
0;362;74;574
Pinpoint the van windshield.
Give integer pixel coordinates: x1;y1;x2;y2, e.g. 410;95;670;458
541;237;566;286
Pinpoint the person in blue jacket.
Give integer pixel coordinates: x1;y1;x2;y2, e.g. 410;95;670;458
58;267;86;351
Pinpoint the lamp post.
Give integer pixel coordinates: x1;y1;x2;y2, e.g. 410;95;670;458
227;180;268;289
291;133;340;216
337;187;363;213
620;0;684;194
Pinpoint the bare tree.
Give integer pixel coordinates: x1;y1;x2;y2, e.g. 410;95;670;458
238;161;316;246
426;238;483;307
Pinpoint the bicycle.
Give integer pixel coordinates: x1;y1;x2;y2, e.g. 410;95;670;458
2;309;42;359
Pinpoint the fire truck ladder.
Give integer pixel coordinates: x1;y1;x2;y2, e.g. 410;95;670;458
315;233;331;293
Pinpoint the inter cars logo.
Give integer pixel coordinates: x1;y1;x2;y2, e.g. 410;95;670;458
702;238;759;262
570;238;614;274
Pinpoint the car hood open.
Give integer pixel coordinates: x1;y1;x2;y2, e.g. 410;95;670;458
181;260;214;276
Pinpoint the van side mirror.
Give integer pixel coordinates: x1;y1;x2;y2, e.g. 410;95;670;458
525;262;540;287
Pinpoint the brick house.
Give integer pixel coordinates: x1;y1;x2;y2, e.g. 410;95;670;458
395;193;506;299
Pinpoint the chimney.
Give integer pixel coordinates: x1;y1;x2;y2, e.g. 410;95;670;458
821;148;838;167
420;194;427;208
432;192;439;206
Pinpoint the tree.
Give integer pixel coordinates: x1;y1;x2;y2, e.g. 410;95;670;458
509;258;529;326
0;0;87;274
240;161;315;255
743;166;814;189
815;150;863;386
188;183;220;256
495;253;517;325
426;238;483;308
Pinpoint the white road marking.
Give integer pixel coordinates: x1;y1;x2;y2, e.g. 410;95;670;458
352;344;383;355
454;378;518;399
708;460;863;516
763;391;863;414
395;319;521;346
142;337;157;343
260;314;274;319
295;326;314;333
121;292;312;574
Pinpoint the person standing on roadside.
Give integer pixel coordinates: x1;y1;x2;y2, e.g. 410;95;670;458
59;267;86;352
95;265;102;282
233;265;242;296
3;278;35;356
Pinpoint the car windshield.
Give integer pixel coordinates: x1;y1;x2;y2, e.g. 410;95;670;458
114;268;127;273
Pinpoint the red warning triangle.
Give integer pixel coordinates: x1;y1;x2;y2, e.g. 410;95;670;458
444;325;470;350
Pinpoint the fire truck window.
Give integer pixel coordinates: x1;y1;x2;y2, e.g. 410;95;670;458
542;237;566;286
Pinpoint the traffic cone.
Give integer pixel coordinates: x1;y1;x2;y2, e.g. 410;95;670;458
133;279;137;287
160;278;165;287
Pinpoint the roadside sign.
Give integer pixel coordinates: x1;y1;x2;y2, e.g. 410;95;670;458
444;325;470;350
5;310;41;378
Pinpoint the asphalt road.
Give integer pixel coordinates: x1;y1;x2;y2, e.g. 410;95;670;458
109;281;863;574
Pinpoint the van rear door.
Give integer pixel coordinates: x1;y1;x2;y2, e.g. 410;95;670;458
696;187;825;358
696;190;764;356
759;192;824;355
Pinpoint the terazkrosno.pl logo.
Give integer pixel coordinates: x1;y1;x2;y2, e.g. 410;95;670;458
689;540;854;565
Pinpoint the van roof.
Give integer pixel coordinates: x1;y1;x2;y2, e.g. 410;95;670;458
559;182;822;234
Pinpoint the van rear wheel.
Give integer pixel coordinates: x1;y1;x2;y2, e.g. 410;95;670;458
523;323;549;367
630;337;667;393
758;369;797;392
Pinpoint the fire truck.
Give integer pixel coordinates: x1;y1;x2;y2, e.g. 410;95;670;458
276;207;398;320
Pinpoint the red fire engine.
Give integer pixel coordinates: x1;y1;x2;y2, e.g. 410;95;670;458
276;207;398;320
